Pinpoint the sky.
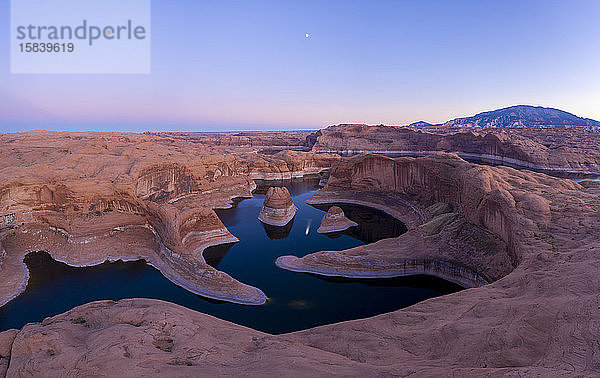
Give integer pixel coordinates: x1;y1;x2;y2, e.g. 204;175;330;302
1;0;600;132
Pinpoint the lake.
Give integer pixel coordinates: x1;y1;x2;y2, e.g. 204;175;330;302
0;177;462;334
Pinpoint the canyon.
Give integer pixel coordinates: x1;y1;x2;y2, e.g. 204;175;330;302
0;131;338;308
311;124;600;176
1;113;600;375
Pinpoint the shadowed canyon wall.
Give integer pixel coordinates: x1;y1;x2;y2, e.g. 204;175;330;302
311;124;600;174
1;130;600;375
326;153;573;269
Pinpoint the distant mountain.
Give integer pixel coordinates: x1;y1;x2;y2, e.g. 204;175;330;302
408;121;435;127
440;105;600;130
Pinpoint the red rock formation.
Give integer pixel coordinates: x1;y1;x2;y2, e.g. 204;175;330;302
278;152;569;284
2;132;600;375
258;187;297;226
316;206;357;233
312;124;600;174
143;130;317;149
2;159;599;374
0;131;338;306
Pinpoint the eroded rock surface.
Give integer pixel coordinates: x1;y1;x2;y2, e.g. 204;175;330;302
278;153;562;285
3;155;600;374
0;131;338;306
273;153;600;374
2;132;600;375
312;124;600;174
258;187;297;226
1;299;380;376
316;206;357;233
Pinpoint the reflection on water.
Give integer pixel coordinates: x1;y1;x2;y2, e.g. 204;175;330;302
261;219;294;240
202;243;235;268
253;176;322;196
574;177;600;183
0;176;463;334
312;203;407;243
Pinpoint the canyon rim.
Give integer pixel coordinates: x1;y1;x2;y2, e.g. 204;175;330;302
4;2;600;374
1;106;600;375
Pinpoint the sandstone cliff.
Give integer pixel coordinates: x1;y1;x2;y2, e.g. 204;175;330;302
2;152;599;375
312;124;600;174
0;131;338;306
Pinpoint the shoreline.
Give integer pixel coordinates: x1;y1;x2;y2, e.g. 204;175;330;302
316;223;357;234
0;171;330;309
278;189;492;287
275;256;488;288
306;190;426;228
258;204;297;227
249;168;330;181
2;226;267;308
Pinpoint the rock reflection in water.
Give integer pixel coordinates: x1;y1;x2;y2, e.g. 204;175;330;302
0;178;462;335
261;218;294;239
253;176;322;196
313;204;407;243
203;243;236;268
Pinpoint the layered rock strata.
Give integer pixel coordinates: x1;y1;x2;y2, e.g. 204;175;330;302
258;187;297;226
312;124;600;175
316;206;357;233
278;153;537;286
144;130;318;150
1;154;599;375
0;131;338;306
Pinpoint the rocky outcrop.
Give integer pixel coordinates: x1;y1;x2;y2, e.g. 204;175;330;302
144;130;319;149
0;328;17;376
278;153;562;284
2;131;600;375
258;187;297;226
312;124;600;174
316;206;357;233
0;131;338;307
3;158;600;375
246;151;338;180
0;299;381;376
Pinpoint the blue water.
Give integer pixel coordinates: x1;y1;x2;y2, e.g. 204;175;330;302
0;178;462;334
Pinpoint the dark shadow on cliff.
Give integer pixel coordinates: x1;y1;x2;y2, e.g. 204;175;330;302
307;273;464;293
203;242;236;269
312;203;407;243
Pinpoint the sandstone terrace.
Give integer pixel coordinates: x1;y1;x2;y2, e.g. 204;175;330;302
312;124;600;176
0;128;599;375
0;131;338;307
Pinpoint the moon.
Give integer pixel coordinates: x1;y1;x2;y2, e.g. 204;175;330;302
305;33;310;38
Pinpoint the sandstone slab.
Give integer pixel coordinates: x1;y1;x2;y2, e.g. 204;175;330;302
2;132;600;375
